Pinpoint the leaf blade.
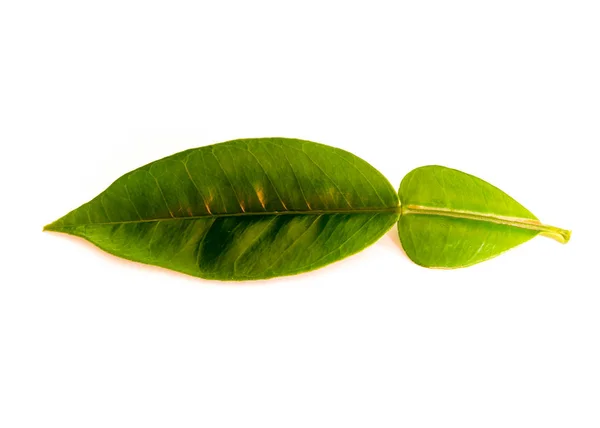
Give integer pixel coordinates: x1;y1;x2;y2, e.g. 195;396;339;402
45;138;399;280
398;165;570;268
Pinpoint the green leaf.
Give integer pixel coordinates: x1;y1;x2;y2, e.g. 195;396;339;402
45;138;399;280
398;165;571;268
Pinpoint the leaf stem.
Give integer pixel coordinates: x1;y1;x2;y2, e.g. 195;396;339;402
538;226;572;244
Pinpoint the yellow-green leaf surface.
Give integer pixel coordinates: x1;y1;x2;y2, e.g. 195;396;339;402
398;166;570;268
45;138;399;280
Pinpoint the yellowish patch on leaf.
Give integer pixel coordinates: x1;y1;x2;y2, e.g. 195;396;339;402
204;192;214;214
256;188;267;210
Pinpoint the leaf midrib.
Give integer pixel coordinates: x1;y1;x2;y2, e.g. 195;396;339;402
44;203;571;244
45;206;402;229
402;204;570;243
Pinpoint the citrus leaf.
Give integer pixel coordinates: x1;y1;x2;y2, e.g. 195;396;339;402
398;165;570;268
45;138;399;280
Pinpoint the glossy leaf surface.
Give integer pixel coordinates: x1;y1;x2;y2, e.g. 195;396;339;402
398;165;570;268
45;138;399;280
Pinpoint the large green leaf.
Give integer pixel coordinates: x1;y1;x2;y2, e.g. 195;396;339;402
45;138;399;280
398;165;570;268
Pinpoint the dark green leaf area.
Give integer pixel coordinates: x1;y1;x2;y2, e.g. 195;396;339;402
57;213;395;280
46;138;398;280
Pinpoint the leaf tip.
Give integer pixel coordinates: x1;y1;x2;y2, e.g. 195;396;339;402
43;221;59;232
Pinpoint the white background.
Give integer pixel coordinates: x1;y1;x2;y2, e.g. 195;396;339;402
1;1;599;427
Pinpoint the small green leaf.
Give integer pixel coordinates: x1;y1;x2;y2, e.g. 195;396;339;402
45;138;399;280
398;165;571;268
